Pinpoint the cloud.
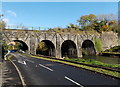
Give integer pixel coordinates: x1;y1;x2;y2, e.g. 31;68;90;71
2;18;15;28
7;10;17;17
2;18;9;23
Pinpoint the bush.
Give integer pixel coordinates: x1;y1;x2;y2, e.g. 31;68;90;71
94;37;102;52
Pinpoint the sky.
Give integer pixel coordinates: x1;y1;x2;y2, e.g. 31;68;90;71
2;0;119;2
2;2;118;29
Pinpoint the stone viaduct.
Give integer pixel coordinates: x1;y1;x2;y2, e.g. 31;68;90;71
2;29;119;58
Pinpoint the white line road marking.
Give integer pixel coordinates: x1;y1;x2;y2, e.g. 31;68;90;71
18;61;27;65
13;60;16;61
23;61;26;65
25;59;34;63
65;76;84;87
39;64;53;71
9;59;26;86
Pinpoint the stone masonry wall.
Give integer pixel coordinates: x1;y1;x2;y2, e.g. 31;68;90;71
100;31;118;51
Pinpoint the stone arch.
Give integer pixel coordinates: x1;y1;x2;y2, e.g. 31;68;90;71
12;40;29;51
82;39;96;56
61;40;77;58
36;40;55;57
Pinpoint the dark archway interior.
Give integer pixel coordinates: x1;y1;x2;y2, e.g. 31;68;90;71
61;40;77;58
13;40;28;51
36;40;55;57
82;40;96;56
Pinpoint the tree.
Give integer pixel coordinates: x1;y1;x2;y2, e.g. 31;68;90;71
0;20;6;29
77;14;96;31
94;19;109;32
36;42;48;52
66;23;80;33
3;41;22;51
14;42;22;50
108;20;118;32
77;14;118;33
95;14;117;32
67;24;79;29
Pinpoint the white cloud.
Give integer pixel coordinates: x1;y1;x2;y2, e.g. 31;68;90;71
2;18;15;29
7;10;17;17
2;18;9;23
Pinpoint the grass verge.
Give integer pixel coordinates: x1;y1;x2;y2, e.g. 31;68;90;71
102;52;120;54
64;58;120;69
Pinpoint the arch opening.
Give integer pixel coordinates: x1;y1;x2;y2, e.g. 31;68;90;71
36;40;55;57
61;40;77;58
13;40;28;51
7;40;28;52
82;40;96;56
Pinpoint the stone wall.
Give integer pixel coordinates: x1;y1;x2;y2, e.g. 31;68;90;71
2;29;119;58
118;34;120;46
100;31;118;51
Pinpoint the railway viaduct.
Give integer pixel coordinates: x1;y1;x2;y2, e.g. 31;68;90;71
2;29;119;58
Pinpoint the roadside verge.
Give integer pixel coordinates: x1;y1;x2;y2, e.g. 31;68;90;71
5;55;27;87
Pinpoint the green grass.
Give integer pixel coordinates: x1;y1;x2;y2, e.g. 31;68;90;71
64;58;120;69
102;52;120;54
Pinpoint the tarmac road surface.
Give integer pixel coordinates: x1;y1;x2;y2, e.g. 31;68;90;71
5;53;120;86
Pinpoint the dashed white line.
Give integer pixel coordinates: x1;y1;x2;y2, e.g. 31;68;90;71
65;76;84;87
12;60;16;61
39;64;53;71
25;59;34;63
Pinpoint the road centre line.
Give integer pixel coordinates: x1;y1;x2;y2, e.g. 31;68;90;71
25;59;34;63
12;60;16;61
65;76;84;87
39;64;53;71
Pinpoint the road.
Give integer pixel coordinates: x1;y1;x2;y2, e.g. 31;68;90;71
9;53;119;86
